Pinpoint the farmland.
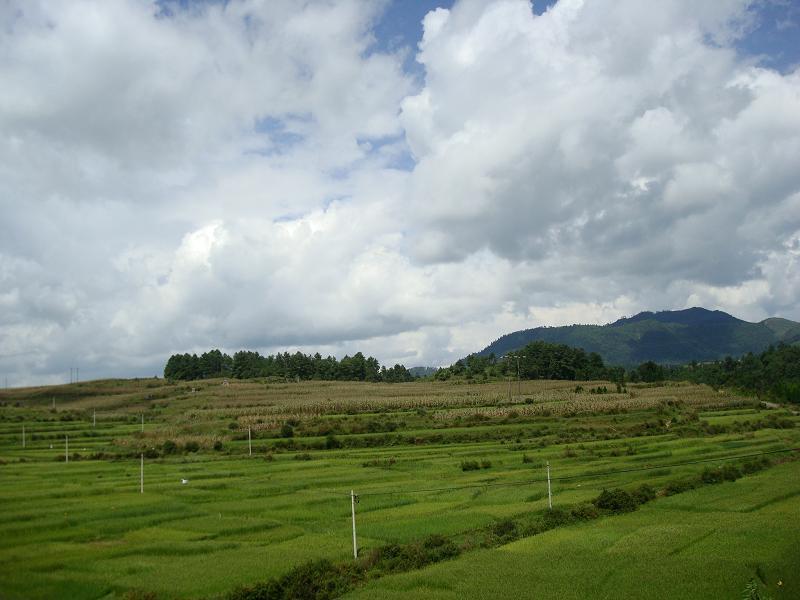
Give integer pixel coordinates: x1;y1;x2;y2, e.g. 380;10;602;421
0;378;798;599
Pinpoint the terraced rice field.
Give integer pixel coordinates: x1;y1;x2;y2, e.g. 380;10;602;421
0;378;797;599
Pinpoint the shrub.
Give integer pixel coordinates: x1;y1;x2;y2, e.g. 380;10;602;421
663;478;698;496
490;519;518;541
570;503;600;521
325;435;341;450
631;483;657;505
162;440;178;455
213;440;224;451
280;423;294;438
593;488;638;513
480;459;492;469
522;454;534;464
541;507;573;529
228;558;362;600
741;457;770;474
370;534;460;573
294;453;312;461
460;460;480;471
184;441;200;453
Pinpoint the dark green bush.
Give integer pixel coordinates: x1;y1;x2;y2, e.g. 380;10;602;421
460;460;480;471
570;503;600;521
480;459;492;469
593;488;638;513
369;534;460;573
162;440;178;455
631;483;657;505
280;423;294;438
741;457;771;474
541;507;573;529
228;559;362;600
213;440;224;451
663;478;698;496
325;435;341;450
490;519;518;541
184;441;200;453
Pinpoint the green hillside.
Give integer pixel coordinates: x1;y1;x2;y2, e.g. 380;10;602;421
477;307;800;366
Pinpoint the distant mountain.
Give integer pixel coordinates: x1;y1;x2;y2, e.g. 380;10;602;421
476;307;800;366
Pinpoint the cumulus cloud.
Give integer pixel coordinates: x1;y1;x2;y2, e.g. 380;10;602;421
1;0;799;385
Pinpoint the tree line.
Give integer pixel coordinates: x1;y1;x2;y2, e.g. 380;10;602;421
163;349;414;383
665;343;800;403
435;341;622;382
436;341;799;404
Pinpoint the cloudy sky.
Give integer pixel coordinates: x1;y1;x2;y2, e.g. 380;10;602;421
2;0;800;386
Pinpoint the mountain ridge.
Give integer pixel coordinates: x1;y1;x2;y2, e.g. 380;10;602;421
476;307;800;367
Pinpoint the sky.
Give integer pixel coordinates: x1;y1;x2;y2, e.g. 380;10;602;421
1;0;800;386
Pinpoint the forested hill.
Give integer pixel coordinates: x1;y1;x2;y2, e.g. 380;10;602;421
477;307;800;366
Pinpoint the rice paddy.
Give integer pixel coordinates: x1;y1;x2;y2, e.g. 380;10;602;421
0;378;798;599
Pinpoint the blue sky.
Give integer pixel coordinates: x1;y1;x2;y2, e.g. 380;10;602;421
2;0;800;385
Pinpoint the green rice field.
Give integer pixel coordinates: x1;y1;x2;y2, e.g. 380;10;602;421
0;378;798;599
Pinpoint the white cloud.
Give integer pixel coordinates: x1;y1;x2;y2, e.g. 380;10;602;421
1;0;800;386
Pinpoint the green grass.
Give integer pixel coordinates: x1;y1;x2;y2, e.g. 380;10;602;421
0;378;797;599
345;462;800;599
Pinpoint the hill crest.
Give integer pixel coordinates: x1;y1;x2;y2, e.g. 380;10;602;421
477;307;800;366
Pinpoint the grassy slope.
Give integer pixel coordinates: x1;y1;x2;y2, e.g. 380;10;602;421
0;379;798;599
347;462;800;600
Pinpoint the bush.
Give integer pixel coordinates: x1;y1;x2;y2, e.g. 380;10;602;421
570;503;600;521
294;453;312;461
663;478;698;496
280;423;295;438
741;457;770;474
184;441;200;453
368;535;460;573
162;440;178;455
480;459;492;469
325;435;341;450
490;519;518;541
213;440;224;451
630;483;657;505
541;507;573;530
593;488;638;513
228;559;361;600
460;460;480;471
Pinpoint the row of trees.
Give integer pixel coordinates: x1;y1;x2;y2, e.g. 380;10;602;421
666;344;800;403
436;341;622;382
437;342;799;402
164;350;414;383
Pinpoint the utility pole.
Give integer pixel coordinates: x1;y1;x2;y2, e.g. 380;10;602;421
248;426;252;456
76;367;79;383
140;454;144;494
52;397;55;410
141;414;144;433
350;490;358;559
546;461;552;510
65;435;69;464
69;367;73;384
93;409;96;428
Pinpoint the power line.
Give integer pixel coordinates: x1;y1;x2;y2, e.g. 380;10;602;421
347;447;799;498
